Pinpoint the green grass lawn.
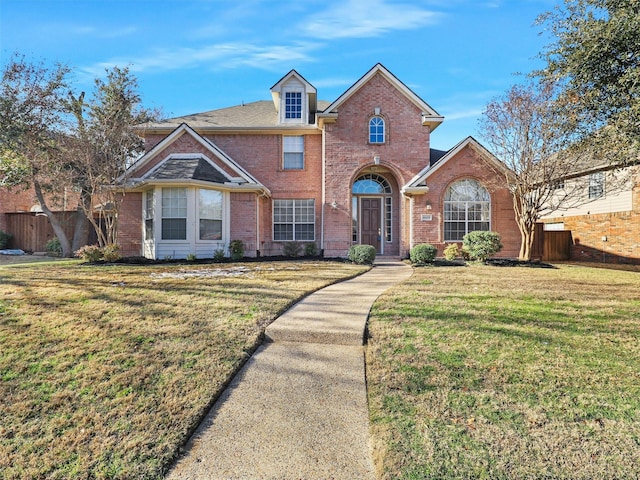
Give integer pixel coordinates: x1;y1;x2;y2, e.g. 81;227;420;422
366;263;640;480
0;260;367;479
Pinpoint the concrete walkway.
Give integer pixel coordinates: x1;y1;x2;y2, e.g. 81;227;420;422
165;259;413;480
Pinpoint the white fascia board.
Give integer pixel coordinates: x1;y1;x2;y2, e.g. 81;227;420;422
125;178;270;195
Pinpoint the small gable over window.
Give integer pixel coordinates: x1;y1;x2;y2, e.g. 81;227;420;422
271;70;317;125
369;116;385;143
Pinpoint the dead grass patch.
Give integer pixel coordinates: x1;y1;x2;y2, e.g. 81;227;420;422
0;260;367;479
367;263;640;479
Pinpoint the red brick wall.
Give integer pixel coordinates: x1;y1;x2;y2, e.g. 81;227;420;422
323;72;432;257
411;145;521;259
230;192;258;256
544;183;640;264
117;192;143;257
135;132;240;179
210;133;323;256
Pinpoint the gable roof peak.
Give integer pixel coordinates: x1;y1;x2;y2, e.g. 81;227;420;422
320;63;444;131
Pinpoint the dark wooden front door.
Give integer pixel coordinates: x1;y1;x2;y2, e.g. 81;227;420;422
361;197;381;253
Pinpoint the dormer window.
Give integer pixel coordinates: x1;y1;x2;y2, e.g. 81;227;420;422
285;91;302;120
271;70;317;125
369;116;385;143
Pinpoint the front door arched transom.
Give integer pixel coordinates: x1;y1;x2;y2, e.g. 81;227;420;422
352;174;392;254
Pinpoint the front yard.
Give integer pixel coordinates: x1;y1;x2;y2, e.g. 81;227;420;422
0;260;367;479
2;259;639;479
367;263;640;479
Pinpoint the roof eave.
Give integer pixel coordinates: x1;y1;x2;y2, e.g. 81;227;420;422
123;178;271;196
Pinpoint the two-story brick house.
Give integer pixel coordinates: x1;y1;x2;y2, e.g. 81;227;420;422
117;63;520;259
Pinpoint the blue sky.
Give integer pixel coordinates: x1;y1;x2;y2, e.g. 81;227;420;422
1;0;555;150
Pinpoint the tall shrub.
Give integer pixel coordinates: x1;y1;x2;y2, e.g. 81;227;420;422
462;231;503;261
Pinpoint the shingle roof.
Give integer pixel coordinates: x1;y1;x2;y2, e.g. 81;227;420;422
142;100;331;130
430;148;448;166
147;157;230;183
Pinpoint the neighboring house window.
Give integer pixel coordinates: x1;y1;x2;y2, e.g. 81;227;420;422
144;189;154;240
444;179;490;241
199;189;223;240
161;187;187;240
369;116;385;143
589;172;605;199
283;136;304;169
273;199;315;241
285;91;302;119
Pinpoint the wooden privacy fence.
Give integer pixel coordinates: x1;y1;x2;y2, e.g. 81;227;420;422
532;223;573;261
5;212;96;253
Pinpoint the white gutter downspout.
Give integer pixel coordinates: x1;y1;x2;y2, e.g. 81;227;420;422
256;193;260;256
320;123;326;255
409;195;415;252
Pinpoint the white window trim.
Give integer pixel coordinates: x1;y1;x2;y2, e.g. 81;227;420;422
283;135;305;170
272;198;316;242
281;87;306;124
369;116;385;144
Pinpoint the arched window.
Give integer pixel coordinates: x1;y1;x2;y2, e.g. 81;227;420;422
444;179;490;241
369;116;385;143
352;174;391;194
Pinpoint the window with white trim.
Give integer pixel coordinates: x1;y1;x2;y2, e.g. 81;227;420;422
444;179;490;241
161;187;187;240
589;172;605;199
285;91;302;120
273;199;315;241
199;189;223;240
283;135;304;170
369;116;385;143
144;189;154;241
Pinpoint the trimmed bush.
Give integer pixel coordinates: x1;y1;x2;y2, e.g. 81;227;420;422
304;242;318;257
45;237;62;256
462;231;503;261
213;248;226;261
74;245;102;262
0;230;12;249
410;243;438;264
282;241;302;258
443;243;460;261
228;240;244;261
348;244;376;265
102;244;122;262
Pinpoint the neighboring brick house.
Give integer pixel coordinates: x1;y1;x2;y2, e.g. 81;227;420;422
118;63;521;259
541;165;640;264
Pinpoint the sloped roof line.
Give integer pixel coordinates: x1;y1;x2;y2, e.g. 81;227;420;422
143;156;231;184
404;136;508;190
270;69;317;93
320;63;443;128
123;123;266;189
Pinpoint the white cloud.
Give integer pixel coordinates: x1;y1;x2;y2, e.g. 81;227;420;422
67;24;137;39
79;41;321;78
299;0;442;39
441;108;484;121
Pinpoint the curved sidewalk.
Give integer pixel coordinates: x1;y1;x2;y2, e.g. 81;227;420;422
166;259;413;480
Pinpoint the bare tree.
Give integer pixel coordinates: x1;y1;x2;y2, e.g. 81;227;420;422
479;80;629;261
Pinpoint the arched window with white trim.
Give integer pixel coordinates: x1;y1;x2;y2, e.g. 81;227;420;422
444;179;490;241
369;116;385;143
